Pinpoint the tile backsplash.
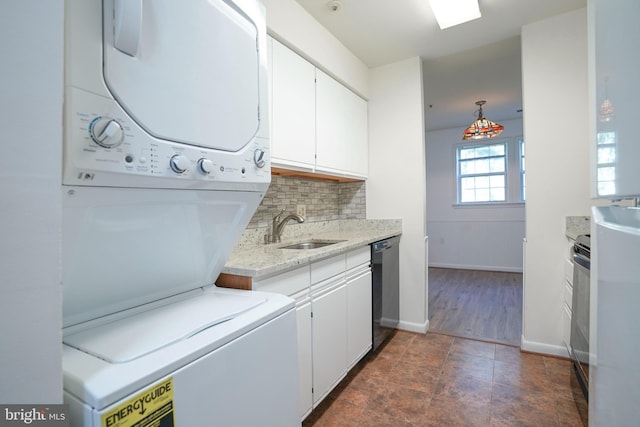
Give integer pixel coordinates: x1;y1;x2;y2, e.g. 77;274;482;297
247;175;366;229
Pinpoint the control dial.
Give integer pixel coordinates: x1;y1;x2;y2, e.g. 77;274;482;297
169;155;189;174
198;158;214;175
89;117;124;148
253;148;266;168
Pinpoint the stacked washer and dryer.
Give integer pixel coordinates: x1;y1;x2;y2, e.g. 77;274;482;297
62;0;299;425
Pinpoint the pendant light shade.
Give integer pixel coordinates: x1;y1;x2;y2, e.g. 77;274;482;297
462;100;504;140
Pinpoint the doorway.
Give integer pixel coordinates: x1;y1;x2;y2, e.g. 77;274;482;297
428;267;522;346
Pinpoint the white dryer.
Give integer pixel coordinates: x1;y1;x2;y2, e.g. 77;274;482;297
61;1;299;426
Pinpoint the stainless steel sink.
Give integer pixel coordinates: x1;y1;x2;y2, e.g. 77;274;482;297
280;240;345;250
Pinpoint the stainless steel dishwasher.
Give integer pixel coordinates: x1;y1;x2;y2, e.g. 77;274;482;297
371;236;400;351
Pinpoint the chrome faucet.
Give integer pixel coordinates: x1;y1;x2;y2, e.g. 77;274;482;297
268;209;305;243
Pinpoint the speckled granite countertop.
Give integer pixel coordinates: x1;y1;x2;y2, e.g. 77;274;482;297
220;219;402;279
566;216;590;240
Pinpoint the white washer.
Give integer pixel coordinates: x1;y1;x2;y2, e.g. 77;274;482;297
63;285;299;427
61;0;299;425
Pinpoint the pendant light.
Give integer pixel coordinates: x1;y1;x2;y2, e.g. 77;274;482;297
462;100;504;140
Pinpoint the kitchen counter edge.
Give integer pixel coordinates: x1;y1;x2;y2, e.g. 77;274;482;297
219;227;402;281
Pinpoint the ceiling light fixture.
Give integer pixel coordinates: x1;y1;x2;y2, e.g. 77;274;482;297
428;0;481;29
599;98;614;122
462;100;504;140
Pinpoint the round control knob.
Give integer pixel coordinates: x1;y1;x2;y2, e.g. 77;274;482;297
169;155;189;174
253;148;266;168
198;158;214;175
89;117;124;148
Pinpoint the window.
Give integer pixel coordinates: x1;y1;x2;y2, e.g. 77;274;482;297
457;142;506;203
596;131;617;196
456;138;525;205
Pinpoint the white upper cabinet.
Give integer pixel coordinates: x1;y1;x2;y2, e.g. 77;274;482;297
268;38;368;179
270;39;316;170
316;70;368;178
590;0;640;198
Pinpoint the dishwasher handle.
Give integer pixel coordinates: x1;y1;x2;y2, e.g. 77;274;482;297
372;240;395;252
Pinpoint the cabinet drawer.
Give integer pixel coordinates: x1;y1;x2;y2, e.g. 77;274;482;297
311;254;346;284
254;265;311;296
346;246;370;270
564;258;574;285
564;281;573;311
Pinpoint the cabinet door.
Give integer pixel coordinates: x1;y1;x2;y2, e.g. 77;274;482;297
315;69;368;178
271;39;316;170
312;283;347;405
296;300;313;420
347;270;372;367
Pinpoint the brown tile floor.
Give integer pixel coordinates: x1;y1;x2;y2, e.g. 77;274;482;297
303;331;584;427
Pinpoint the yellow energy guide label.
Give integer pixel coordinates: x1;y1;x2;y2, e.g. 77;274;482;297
101;378;175;427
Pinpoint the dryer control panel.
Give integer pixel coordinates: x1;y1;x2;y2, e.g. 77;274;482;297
63;88;270;191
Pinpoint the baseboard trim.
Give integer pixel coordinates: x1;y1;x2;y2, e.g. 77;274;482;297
521;335;570;358
397;319;429;334
428;263;523;273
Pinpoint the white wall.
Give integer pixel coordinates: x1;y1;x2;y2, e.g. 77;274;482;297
521;8;592;356
261;0;369;98
367;57;428;333
426;119;526;272
0;1;64;402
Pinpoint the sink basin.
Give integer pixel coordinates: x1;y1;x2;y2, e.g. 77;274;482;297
280;240;345;250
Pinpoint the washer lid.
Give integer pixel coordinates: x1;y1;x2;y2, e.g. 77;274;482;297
61;187;263;328
64;291;266;363
103;0;261;152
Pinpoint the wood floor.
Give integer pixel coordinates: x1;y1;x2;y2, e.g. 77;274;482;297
428;267;523;346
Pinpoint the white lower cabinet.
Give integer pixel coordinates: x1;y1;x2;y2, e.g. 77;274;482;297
296;297;313;419
311;281;348;405
253;247;371;421
347;269;372;368
346;246;373;368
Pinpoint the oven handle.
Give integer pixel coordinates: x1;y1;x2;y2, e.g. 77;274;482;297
573;252;590;270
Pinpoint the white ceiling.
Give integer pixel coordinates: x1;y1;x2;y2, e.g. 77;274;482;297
295;0;586;131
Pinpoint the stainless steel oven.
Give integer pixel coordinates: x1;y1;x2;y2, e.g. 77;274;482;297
570;234;590;426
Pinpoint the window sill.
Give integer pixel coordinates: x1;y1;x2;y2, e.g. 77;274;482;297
453;202;525;209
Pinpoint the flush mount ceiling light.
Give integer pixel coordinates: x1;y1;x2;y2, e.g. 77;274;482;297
462;100;504;140
428;0;481;29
